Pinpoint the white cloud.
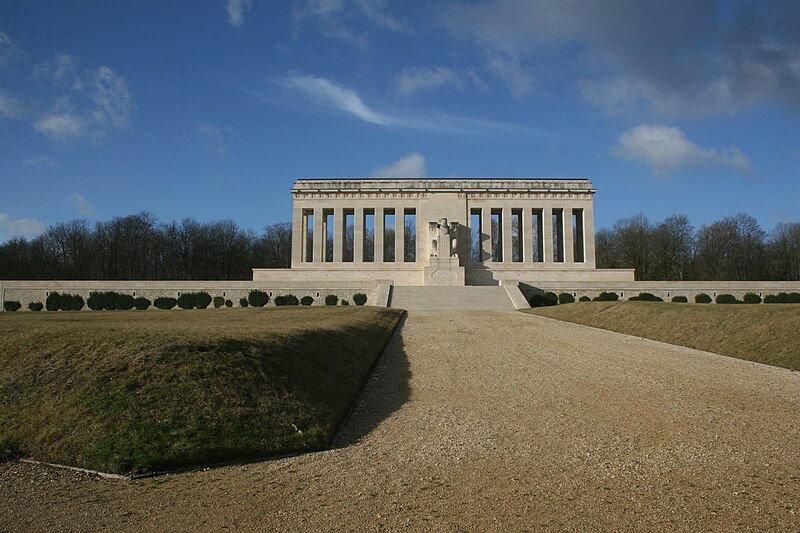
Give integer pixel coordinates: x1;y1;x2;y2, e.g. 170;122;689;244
0;90;25;119
0;213;46;241
611;124;752;176
486;53;533;99
394;67;460;96
29;56;133;141
195;119;231;156
67;193;93;216
371;152;427;177
22;155;56;167
277;74;393;125
0;31;20;65
293;0;407;46
227;0;253;28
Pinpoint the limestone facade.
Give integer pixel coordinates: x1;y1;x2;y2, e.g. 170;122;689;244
253;178;635;286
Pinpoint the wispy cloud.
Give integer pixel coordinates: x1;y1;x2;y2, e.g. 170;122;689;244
293;0;407;47
276;74;393;125
271;73;566;139
611;124;752;176
0;213;46;241
195;119;231;156
0;31;20;66
226;0;253;28
0;90;25;119
22;155;56;167
371;152;427;177
394;67;460;97
67;193;93;216
30;55;134;142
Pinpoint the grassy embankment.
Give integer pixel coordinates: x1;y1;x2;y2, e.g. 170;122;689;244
0;306;403;475
527;301;800;371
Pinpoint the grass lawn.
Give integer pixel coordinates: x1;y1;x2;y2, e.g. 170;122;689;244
0;306;404;475
526;301;800;371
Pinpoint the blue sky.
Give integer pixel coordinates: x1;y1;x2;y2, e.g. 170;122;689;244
1;0;799;242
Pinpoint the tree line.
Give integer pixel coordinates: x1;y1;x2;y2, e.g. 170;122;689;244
0;212;292;280
596;213;800;281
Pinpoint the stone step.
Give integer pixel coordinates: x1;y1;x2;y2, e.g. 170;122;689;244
388;286;514;310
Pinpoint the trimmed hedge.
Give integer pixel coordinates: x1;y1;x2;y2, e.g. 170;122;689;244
578;296;591;302
629;292;663;302
239;298;249;307
715;293;740;304
3;301;21;312
671;296;688;303
176;292;211;310
134;297;151;311
45;292;61;312
51;293;84;311
248;290;269;307
341;299;350;306
300;296;314;306
225;299;233;308
530;292;557;307
353;293;368;306
695;293;712;304
743;293;762;304
275;294;299;306
213;296;225;309
154;297;177;310
87;291;136;311
767;292;800;303
593;292;619;302
791;292;800;303
325;294;339;306
558;293;575;304
28;302;43;312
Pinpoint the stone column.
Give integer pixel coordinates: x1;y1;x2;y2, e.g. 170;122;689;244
291;206;303;266
395;208;404;262
523;207;534;263
480;206;492;262
354;206;364;263
564;207;574;264
416;210;426;264
502;207;513;263
333;207;343;262
584;204;596;267
542;206;553;263
374;207;384;264
313;207;324;263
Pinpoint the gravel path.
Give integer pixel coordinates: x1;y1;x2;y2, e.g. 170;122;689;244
3;310;799;531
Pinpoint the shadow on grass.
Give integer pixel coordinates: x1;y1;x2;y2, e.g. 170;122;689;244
332;313;411;448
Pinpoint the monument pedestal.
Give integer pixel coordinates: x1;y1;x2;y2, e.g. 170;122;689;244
424;257;465;286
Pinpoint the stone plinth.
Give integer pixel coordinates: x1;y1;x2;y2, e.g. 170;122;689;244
423;257;465;286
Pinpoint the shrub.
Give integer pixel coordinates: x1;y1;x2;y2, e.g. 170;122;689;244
275;294;299;306
529;292;557;307
46;292;61;312
193;292;212;309
593;292;619;302
87;292;105;311
115;294;135;311
154;297;177;310
341;299;350;306
558;293;575;304
177;293;195;309
28;302;43;312
631;292;663;302
3;301;21;312
765;292;788;304
134;297;151;310
57;294;84;311
225;299;233;308
239;298;249;307
213;296;225;309
715;293;740;304
790;292;800;303
353;293;368;306
325;294;339;306
248;290;269;307
578;296;591;302
695;293;712;304
743;293;761;304
300;295;314;306
671;296;688;303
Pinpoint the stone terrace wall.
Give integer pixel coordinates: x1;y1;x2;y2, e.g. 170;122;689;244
520;280;800;302
0;280;383;311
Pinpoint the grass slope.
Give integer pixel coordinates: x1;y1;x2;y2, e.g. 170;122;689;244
0;307;403;475
527;302;800;371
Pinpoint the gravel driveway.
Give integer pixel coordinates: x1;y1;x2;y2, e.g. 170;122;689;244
2;310;799;531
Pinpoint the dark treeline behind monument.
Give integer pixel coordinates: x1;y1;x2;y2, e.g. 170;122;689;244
1;211;799;281
596;213;800;281
0;212;292;280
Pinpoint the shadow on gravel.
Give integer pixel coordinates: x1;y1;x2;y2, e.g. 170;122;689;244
332;314;411;448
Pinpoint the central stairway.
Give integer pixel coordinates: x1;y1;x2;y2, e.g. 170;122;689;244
388;286;515;311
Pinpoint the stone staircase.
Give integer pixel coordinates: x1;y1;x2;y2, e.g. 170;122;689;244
388;286;515;311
